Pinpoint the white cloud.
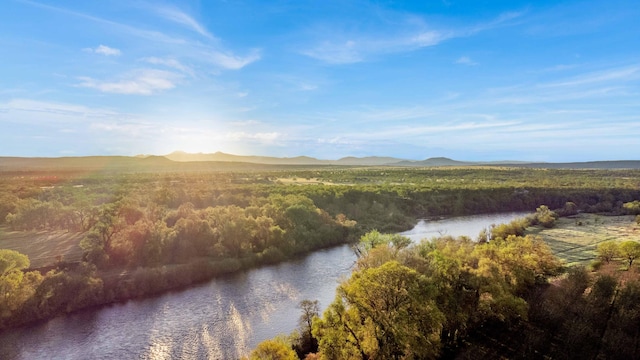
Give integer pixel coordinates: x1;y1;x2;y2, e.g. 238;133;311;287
230;120;261;126
90;121;154;135
409;30;450;47
84;44;121;56
302;11;524;64
205;49;262;70
142;57;193;75
541;66;640;88
77;69;181;95
0;98;118;120
455;56;478;66
301;40;363;64
153;5;214;39
225;131;280;142
537;64;579;73
24;1;259;74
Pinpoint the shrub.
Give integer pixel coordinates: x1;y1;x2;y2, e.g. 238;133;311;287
590;259;603;271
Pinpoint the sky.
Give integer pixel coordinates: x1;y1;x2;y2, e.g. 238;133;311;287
1;0;639;162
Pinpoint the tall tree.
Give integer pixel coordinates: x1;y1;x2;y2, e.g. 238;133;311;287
314;261;444;359
596;241;620;263
619;241;640;267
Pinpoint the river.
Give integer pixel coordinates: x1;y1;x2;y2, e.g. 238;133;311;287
0;212;527;360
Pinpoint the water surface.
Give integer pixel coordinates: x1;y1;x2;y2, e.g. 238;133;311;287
0;212;527;359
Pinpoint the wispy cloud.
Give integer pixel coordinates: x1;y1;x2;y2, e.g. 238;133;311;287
541;66;640;88
152;5;215;39
229;120;261;126
479;64;640;106
141;57;193;75
205;49;262;70
0;98;121;124
84;44;121;56
301;40;363;64
20;0;188;45
225;131;281;142
77;69;182;95
302;10;525;64
455;56;477;66
537;64;579;73
470;10;525;33
90;121;155;136
21;0;259;72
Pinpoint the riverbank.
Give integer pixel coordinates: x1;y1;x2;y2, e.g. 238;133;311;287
0;232;360;333
0;212;529;359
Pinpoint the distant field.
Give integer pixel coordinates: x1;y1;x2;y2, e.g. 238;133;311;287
0;228;84;268
274;177;327;184
527;214;640;266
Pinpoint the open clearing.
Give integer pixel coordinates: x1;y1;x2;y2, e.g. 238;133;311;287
527;213;640;266
0;227;84;268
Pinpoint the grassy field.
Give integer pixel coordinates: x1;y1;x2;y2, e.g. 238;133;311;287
0;227;84;268
527;214;640;266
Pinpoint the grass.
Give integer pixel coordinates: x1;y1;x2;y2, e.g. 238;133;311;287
526;213;639;266
0;227;85;268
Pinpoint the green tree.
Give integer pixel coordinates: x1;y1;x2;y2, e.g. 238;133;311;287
249;337;297;360
0;249;30;276
314;261;444;359
354;230;388;257
596;241;620;263
295;299;320;356
389;234;411;251
354;231;410;258
0;250;41;320
619;241;640;267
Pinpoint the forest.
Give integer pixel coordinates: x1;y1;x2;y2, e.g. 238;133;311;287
1;165;640;359
250;209;640;360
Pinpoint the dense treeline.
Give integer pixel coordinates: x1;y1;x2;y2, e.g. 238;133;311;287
251;221;563;359
254;215;640;359
1;167;640;331
3;167;640;233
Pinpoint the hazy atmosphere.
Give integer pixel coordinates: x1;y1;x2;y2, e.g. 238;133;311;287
1;0;639;161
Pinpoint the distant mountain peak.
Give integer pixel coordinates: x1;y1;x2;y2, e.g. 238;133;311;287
162;151;408;166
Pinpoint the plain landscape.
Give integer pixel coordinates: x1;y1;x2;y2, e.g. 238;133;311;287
1;157;640;359
3;0;640;359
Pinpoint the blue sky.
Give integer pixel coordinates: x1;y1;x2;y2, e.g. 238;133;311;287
1;0;639;161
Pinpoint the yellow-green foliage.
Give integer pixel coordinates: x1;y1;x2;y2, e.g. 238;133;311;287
596;241;620;263
311;233;561;359
623;200;640;215
248;337;298;360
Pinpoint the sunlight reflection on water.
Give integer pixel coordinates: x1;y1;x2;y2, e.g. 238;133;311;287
0;213;526;360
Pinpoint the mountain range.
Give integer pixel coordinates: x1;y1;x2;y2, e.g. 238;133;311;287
0;151;639;171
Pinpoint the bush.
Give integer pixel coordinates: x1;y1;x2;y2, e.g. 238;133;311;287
535;205;557;228
623;201;640;215
590;259;603;271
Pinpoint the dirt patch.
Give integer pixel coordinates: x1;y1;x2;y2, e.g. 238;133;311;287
527;214;640;266
0;227;85;268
